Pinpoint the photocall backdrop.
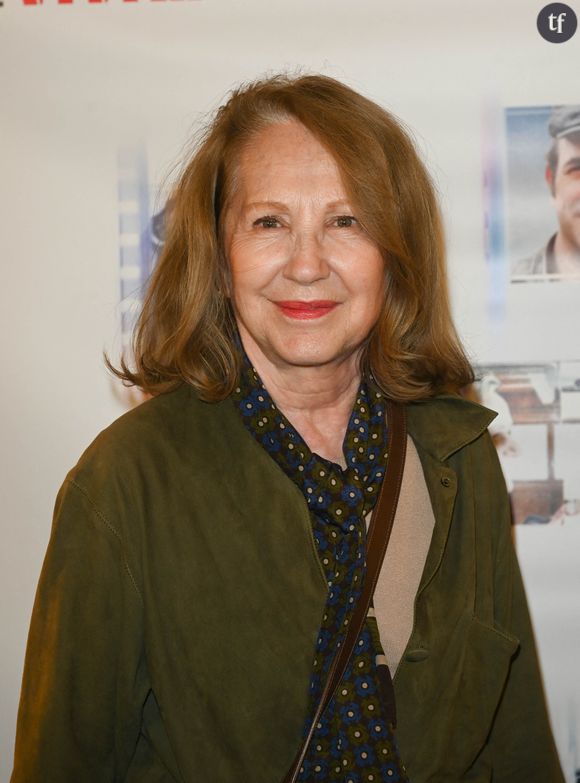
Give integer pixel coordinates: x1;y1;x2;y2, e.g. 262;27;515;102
1;1;579;780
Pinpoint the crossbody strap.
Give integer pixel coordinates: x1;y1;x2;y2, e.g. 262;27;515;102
282;400;407;783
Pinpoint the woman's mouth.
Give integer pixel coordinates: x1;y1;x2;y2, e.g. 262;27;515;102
274;300;339;319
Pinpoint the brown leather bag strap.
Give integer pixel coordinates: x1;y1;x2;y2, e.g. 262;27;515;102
282;400;407;783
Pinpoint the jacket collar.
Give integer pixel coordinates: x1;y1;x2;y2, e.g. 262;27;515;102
405;394;497;462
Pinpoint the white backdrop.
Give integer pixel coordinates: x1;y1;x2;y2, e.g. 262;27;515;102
1;0;579;780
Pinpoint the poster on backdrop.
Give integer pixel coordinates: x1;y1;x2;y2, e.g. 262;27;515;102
481;96;580;780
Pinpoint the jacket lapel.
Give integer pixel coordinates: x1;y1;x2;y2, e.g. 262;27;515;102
405;395;496;592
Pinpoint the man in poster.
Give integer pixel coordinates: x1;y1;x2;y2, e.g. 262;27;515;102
514;105;580;278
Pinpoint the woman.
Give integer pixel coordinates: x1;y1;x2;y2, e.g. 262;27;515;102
12;74;563;782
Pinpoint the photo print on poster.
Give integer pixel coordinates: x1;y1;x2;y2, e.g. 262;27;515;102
476;362;580;525
485;103;580;284
117;145;161;346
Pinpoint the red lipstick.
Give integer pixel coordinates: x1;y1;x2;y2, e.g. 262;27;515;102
274;300;339;319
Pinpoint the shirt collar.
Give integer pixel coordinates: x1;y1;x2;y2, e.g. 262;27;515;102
406;394;497;462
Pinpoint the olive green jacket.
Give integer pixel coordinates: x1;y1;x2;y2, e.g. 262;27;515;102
12;386;564;782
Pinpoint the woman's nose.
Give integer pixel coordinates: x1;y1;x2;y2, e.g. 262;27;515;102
282;229;331;284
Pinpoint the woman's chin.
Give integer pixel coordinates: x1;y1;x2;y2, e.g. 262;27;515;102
265;339;356;371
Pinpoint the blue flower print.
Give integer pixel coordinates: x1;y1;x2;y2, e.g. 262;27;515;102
339;702;362;724
353;744;376;767
355;674;377;698
260;433;281;452
380;761;402;781
341;484;364;507
316;628;332;652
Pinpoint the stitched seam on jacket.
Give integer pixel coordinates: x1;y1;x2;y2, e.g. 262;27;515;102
68;478;143;603
469;447;478;618
470;614;519;648
488;432;515;631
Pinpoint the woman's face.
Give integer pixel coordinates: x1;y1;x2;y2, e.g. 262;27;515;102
223;120;386;375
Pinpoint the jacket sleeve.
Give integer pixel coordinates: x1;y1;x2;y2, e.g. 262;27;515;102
11;478;148;782
484;437;565;782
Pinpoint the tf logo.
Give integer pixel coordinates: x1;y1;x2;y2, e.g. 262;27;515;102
537;3;578;42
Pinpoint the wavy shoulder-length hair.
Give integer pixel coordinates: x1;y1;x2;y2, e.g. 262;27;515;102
109;72;474;401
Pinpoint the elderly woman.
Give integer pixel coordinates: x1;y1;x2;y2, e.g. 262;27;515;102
12;74;563;783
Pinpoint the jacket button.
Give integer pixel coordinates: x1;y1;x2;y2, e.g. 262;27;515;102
440;476;452;487
405;648;429;662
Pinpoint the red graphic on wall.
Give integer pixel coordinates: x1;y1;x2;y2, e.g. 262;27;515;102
21;0;199;6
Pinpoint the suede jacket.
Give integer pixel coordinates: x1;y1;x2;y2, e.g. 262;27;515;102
12;385;564;782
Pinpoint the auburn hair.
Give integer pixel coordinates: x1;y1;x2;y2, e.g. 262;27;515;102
108;72;474;401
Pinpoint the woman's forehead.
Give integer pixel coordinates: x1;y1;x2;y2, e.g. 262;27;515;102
239;121;335;168
231;121;348;204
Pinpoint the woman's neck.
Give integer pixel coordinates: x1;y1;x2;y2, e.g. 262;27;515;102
243;343;362;468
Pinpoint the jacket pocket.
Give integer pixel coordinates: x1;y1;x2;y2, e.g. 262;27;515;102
437;615;519;780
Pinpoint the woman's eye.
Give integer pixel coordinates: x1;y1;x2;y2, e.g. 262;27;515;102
335;215;358;228
254;216;280;229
